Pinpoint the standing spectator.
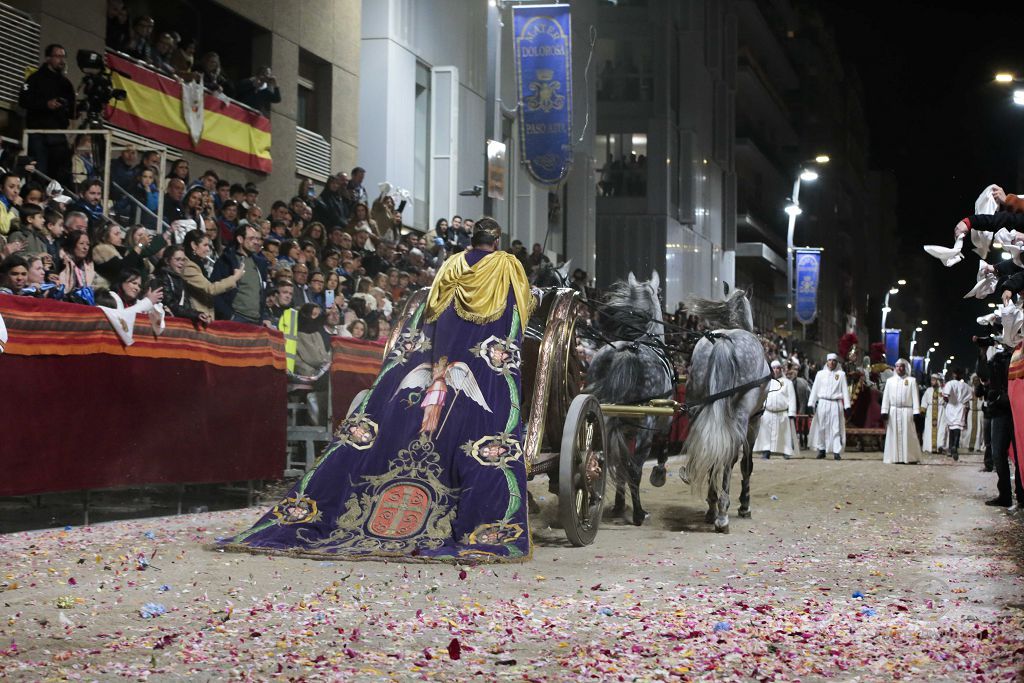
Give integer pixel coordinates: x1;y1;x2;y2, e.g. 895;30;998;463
197;52;234;98
347;167;368;210
313;174;348;229
976;339;1020;508
112;267;162;307
171;37;196;77
236;66;281;116
266;280;295;326
109;146;139;199
169;159;190;185
211;224;267;323
106;0;130;51
181;229;241;318
345;202;376;235
298;178;317;203
19;44;76;183
527;242;549;272
124;16;156;63
216;200;240;244
371;192;403;241
306;270;327;307
292;262;312;305
116;165;159;229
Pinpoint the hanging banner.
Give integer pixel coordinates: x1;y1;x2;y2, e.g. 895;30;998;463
911;356;924;377
884;329;901;366
512;4;573;185
794;249;821;325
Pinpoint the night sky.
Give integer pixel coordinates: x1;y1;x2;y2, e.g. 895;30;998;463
821;2;1021;371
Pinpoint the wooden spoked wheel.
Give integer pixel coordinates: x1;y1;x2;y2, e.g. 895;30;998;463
559;394;607;546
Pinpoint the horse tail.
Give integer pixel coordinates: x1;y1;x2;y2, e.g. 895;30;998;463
686;290;753;332
683;338;746;499
585;343;643;485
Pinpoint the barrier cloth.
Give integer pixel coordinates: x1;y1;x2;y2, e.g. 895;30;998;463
0;296;286;496
329;338;385;418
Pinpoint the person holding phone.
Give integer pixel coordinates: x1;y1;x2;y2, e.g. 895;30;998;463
19;44;76;182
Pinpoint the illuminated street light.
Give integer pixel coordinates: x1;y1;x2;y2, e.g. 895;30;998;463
815;155;831;164
897;279;907;285
800;170;819;182
996;72;1015;83
889;287;900;295
921;320;928;325
784;204;803;217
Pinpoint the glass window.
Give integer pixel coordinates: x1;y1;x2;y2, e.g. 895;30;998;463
596;39;653;103
413;63;431;230
594;132;647;197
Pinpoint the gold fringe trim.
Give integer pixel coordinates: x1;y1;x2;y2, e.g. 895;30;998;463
207;541;533;565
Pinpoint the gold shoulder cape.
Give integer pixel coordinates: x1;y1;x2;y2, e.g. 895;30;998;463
425;250;535;324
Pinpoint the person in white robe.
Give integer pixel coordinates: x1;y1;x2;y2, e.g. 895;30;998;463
942;368;973;461
881;358;922;464
962;374;985;452
808;353;851;460
754;360;798;459
921;374;947;454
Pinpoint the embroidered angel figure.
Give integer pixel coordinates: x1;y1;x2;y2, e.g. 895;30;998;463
393;356;492;437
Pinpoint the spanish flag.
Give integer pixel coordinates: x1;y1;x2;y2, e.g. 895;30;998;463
105;52;272;173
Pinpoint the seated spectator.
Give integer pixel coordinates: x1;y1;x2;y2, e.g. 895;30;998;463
214;178;230;211
347;318;367;339
109;146;138;200
171;36;196;77
307;270;326;307
112;267;162;307
216;200;240;245
347;167;368;209
153;245;206;323
70;178;105;232
21;185;46;208
210;224;268;323
70;134;99;186
345;202;376;236
22;254;56;296
322;300;346;337
1;173;24;237
91;223;134;287
377;318;392;342
298;178;317;203
124;15;156;63
236;66;281;116
370;285;392;319
202;221;222;261
291;262;311;305
12;204;48;257
196;52;234;98
277;238;301;266
62;210;88;235
169;159;190;185
230;183;246;204
371;192;403;241
302;221;327;251
243;183;260;211
181;229;241;318
528;242;549;272
58;230;96;299
300;239;319;272
125;225;160;275
163;177;187;225
0;254;29;294
268;220;288;241
194;169;219;193
182;185;208;229
313;174;349;229
152;32;178;77
106;0;130;51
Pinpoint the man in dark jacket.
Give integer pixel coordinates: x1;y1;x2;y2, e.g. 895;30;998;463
312;174;349;229
975;337;1021;508
211;224;269;324
19;44;76;182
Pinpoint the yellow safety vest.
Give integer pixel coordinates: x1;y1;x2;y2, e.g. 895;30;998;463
278;308;298;372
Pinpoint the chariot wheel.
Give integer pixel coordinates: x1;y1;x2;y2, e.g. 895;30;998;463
558;394;607;546
346;389;370;418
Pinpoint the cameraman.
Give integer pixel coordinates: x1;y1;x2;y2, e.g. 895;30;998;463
19;44;76;184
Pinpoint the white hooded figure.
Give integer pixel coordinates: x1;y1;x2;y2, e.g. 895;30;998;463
962;375;985;452
881;358;922;464
808;353;851;459
753;360;798;459
920;374;947;454
942;370;973;460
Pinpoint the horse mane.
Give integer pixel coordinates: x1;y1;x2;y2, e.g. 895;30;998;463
686;290;753;332
603;273;663;340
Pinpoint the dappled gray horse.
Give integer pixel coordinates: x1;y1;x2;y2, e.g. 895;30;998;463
682;291;769;533
585;271;674;525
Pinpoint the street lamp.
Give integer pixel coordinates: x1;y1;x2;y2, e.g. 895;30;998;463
786;154;830;333
908;321;928;358
880;281;904;335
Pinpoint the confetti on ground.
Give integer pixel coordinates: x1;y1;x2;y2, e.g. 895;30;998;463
0;456;1021;681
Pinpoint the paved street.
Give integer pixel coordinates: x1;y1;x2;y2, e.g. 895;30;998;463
1;451;1022;681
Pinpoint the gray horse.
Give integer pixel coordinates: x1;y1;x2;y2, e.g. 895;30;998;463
585;272;674;525
682;290;769;533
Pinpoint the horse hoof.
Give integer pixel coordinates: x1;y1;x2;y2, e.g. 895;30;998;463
704;510;716;524
715;524;730;534
738;509;751;519
649;465;667;487
633;510;650;526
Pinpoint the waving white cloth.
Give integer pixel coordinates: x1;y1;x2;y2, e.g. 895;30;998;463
975;184;1002;215
966;227;1024;264
0;308;7;353
923;234;964;267
98;292;166;347
964;262;999;299
997;301;1024;348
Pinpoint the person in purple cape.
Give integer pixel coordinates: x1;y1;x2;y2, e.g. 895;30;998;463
218;217;536;562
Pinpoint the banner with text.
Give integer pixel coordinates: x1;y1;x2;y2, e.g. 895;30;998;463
884;329;901;366
512;4;573;185
794;249;822;325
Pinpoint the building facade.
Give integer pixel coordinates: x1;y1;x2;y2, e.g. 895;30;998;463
1;0;360;205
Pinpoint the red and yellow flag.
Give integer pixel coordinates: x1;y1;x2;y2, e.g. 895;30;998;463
105;52;272;173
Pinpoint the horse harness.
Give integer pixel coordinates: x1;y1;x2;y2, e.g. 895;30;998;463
682;331;773;422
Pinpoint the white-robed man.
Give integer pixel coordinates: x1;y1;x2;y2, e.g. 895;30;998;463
754;360;798;459
808;353;851;460
921;374;947;454
962;374;985;452
942;368;972;461
881;358;922;464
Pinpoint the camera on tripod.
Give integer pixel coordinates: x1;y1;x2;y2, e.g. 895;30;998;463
76;50;127;123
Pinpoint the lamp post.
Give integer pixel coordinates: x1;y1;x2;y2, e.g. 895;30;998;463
995;72;1024;106
908;320;928;358
786;155;830;333
880;280;904;336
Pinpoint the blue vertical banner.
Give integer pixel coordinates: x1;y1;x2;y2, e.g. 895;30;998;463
794;249;821;325
884;329;901;365
512;4;573;185
911;356;924;377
